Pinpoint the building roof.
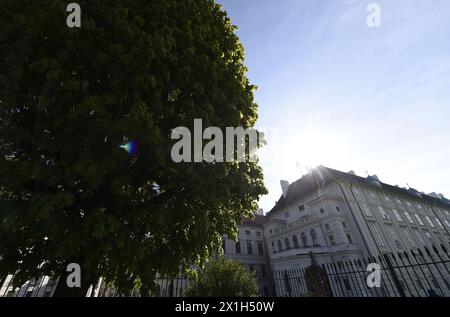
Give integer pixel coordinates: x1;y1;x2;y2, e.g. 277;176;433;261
241;214;268;227
267;166;450;216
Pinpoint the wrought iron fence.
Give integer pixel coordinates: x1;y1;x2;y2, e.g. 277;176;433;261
265;245;450;297
2;245;450;297
96;275;195;297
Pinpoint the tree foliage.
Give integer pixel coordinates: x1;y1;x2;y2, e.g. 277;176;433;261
0;0;266;295
186;257;258;297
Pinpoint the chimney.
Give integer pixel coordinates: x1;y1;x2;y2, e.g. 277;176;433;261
280;180;289;198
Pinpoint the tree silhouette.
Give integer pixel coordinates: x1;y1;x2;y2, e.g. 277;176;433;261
0;0;266;296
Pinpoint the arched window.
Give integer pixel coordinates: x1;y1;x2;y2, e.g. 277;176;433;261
285;237;291;249
301;232;308;247
293;235;299;248
311;229;320;246
277;240;282;252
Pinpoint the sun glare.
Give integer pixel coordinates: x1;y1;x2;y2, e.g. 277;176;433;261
289;130;348;173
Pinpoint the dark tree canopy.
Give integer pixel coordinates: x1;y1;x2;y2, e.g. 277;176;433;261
186;257;259;297
0;0;266;295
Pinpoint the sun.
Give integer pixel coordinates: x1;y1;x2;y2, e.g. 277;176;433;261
290;130;348;172
255;127;351;180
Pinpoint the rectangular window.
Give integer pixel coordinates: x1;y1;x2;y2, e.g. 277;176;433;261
298;205;305;212
402;228;416;247
325;223;330;230
444;220;450;228
425;216;435;228
346;234;353;243
361;203;372;216
396;198;402;205
247;241;253;255
257;242;264;255
406;201;412;207
384;195;390;201
387;225;401;248
392;209;402;222
235;241;241;254
245;230;251;235
413;229;425;246
342;222;347;228
404;212;414;224
417;204;423;209
329;235;336;246
424;231;433;244
414;214;424;226
378;206;389;220
370;223;386;246
256;231;261;237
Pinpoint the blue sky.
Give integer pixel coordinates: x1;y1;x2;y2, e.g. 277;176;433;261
217;0;450;213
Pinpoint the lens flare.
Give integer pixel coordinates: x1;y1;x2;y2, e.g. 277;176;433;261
119;140;138;156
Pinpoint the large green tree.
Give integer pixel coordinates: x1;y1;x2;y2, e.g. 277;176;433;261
0;0;266;296
186;257;259;297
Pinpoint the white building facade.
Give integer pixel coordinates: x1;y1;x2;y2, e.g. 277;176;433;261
222;166;450;296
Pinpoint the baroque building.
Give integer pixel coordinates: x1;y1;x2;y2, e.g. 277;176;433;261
220;166;450;296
